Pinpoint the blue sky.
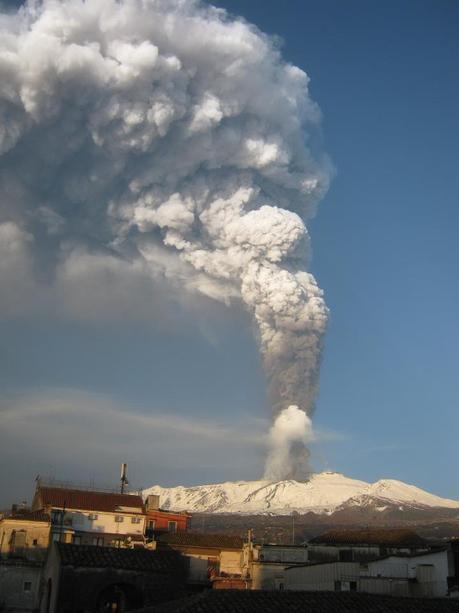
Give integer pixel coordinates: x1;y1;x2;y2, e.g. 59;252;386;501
0;0;458;505
215;0;459;495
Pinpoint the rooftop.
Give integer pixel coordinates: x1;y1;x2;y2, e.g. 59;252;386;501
35;486;144;514
309;528;427;547
157;532;243;550
138;590;459;613
1;509;50;523
56;543;184;573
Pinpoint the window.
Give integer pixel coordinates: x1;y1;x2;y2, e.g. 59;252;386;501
51;511;61;525
10;530;26;554
114;515;124;523
146;520;155;539
339;549;353;562
33;539;38;546
88;514;98;521
168;521;177;533
23;581;32;592
131;517;141;524
92;537;104;546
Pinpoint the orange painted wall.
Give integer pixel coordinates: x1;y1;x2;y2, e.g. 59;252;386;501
145;509;190;532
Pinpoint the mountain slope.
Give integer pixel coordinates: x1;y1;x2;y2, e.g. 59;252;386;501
143;472;459;515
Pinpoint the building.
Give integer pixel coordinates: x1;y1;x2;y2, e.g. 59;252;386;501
32;482;146;548
307;528;429;563
156;532;243;585
283;548;453;598
0;559;43;613
241;541;309;590
40;543;188;613
144;495;190;538
0;508;51;613
0;508;51;561
156;534;310;590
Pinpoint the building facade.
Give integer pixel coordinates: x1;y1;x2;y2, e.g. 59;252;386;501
307;528;429;563
0;510;51;561
144;495;190;538
0;509;51;613
32;484;146;548
0;559;43;613
40;543;188;613
284;548;453;598
242;542;309;590
156;532;243;584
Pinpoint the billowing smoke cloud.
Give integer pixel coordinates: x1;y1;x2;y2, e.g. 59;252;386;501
0;0;329;479
264;405;315;481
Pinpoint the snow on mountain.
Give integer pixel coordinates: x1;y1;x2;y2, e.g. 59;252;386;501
142;472;459;515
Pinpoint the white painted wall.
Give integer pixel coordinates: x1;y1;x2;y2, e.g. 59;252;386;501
51;509;145;537
285;562;360;592
366;550;449;597
284;551;449;598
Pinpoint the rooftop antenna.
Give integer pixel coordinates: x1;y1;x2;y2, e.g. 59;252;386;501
120;463;129;494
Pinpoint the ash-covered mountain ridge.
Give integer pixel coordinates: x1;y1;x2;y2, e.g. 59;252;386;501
143;472;459;516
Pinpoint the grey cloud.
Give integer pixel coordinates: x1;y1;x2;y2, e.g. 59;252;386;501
0;387;266;504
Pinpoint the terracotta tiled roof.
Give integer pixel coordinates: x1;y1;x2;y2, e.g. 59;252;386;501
138;590;459;613
56;543;184;573
36;487;144;514
309;528;426;547
157;532;243;550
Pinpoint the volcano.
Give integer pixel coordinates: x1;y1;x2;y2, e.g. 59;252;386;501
143;472;459;516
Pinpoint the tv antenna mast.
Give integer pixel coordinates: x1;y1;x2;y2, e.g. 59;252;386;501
120;463;129;494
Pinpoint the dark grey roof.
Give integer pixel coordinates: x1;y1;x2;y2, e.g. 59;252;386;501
157;532;243;550
309;528;426;547
136;589;459;613
56;543;184;573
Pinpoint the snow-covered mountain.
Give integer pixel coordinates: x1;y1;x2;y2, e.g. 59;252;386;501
143;472;459;516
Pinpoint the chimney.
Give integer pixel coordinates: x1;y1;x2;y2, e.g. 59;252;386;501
146;495;160;511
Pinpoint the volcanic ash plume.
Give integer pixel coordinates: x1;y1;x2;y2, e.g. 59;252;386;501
264;405;315;481
0;0;329;479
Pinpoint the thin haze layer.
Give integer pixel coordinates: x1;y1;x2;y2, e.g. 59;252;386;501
0;0;329;479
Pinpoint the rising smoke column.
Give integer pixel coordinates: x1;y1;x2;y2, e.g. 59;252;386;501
0;0;329;479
